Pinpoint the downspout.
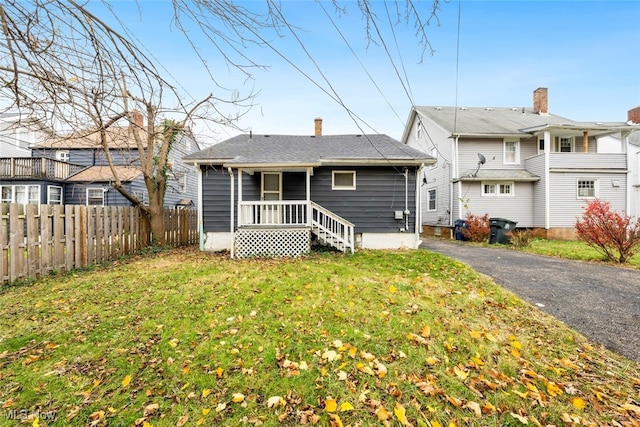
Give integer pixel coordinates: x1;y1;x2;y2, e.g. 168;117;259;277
228;167;235;258
544;131;551;231
197;163;204;251
403;167;409;232
451;135;459;226
415;164;425;245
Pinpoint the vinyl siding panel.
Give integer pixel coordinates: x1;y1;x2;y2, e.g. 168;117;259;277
64;181;135;206
548;171;627;228
202;166;236;232
524;154;547;227
459;182;534;227
549;153;626;169
409;116;454;225
310;166;417;233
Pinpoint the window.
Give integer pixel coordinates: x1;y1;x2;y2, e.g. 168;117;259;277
559;137;574;153
577;179;597;199
332;171;356;190
48;186;63;205
504;140;519;164
56;150;70;162
482;181;513;197
87;188;105;206
427;189;437;211
0;185;40;204
538;139;545;153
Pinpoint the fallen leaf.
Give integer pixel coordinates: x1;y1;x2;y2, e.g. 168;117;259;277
232;393;245;403
202;388;211;398
465;401;481;417
340;401;354;412
267;396;284;408
122;374;132;387
453;366;469;380
143;403;159;417
325;398;337;412
571;397;586;410
510;412;529;424
176;415;189;427
394;402;410;426
375;406;391;421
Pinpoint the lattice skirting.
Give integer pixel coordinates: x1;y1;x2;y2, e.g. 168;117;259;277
234;228;311;258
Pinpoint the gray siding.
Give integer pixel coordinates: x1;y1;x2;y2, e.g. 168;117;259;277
459;181;534;227
64;181;136;206
548;171;627;228
201;166;418;234
524;154;547;227
407;115;454;225
310;166;417;233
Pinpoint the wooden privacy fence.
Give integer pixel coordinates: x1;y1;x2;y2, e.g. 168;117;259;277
0;204;198;285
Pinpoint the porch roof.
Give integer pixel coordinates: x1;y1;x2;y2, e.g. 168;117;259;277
454;169;540;182
183;134;434;167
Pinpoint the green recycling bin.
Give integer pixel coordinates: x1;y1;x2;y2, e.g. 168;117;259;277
489;218;517;244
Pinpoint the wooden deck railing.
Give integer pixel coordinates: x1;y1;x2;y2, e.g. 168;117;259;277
0;157;85;180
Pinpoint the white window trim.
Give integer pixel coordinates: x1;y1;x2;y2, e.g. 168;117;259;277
481;181;514;197
47;185;63;205
427;188;437;211
86;187;105;206
56;150;70;162
559;137;575;153
503;139;520;165
577;178;598;199
0;184;40;204
332;170;356;190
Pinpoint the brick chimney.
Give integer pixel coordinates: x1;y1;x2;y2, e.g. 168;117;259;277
628;106;640;124
533;87;548;114
130;110;144;129
314;117;322;136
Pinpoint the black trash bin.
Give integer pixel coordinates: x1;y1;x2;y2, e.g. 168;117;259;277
489;218;517;244
453;219;468;241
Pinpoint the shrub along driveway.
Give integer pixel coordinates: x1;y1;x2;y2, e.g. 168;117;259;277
420;238;640;362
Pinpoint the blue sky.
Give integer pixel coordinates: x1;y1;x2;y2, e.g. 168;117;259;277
92;1;640;142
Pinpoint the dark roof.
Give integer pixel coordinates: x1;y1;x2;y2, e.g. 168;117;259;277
183;134;434;166
66;166;142;182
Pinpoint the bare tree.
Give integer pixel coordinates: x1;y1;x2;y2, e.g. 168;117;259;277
0;0;439;245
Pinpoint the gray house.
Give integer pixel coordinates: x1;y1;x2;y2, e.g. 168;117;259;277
183;119;434;257
401;88;640;239
23;113;200;208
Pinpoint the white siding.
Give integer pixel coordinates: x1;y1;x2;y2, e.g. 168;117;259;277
459;181;534;227
524;154;547;227
548;171;627;228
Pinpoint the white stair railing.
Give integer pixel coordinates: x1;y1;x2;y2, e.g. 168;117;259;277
310;202;354;253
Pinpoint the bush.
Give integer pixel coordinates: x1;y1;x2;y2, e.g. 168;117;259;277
462;212;490;243
509;229;536;248
575;199;640;263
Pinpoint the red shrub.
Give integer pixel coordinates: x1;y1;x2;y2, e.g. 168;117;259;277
575;199;640;263
462;212;490;243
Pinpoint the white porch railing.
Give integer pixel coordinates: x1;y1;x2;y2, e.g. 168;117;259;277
238;200;308;227
237;200;355;253
311;202;354;254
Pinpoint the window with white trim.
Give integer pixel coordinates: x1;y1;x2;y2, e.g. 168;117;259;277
430;146;438;169
332;171;356;190
559;137;574;153
577;179;597;199
503;140;520;164
48;186;63;205
87;188;105;206
427;188;437;211
56;150;70;162
482;181;514;197
0;185;40;204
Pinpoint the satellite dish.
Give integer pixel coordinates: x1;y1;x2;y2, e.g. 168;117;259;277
478;153;486;165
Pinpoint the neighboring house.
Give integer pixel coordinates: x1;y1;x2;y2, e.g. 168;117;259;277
183;119;435;257
0;112;47;158
401;88;640;239
1;112;199;208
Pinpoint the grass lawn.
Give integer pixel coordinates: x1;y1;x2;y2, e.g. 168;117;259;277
518;239;640;269
0;247;638;426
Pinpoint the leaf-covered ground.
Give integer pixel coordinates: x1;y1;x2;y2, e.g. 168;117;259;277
0;247;638;426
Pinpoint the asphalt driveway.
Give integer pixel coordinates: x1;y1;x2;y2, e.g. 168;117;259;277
419;238;640;362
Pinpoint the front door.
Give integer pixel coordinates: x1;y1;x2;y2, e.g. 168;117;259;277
261;172;282;224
